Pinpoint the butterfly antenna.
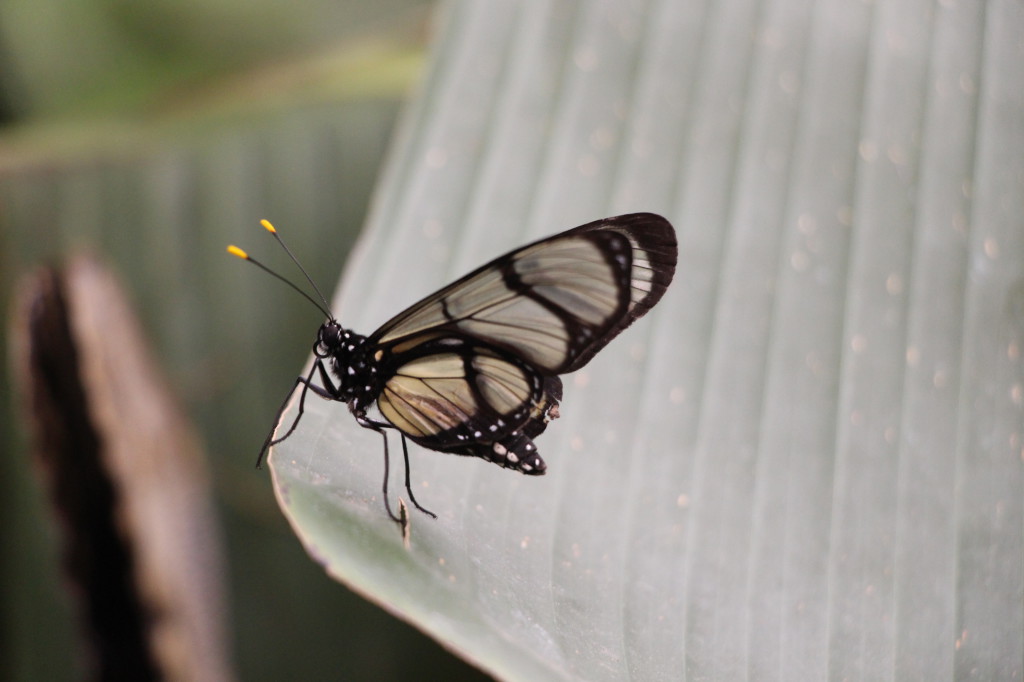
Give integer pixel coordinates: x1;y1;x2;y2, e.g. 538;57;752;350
227;241;333;320
258;219;335;318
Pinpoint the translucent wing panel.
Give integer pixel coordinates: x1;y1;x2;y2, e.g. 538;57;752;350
377;348;542;446
377;354;472;437
514;239;622;326
554;215;677;372
372;214;678;374
472;353;534;412
444;269;513;319
458;296;570;369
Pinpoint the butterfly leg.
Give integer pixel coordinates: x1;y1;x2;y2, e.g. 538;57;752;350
256;361;331;467
398;433;437;519
257;358;346;466
354;414;401;522
355;414;437;522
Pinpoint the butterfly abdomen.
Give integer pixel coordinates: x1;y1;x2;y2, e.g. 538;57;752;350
483;430;547;474
441;429;547;475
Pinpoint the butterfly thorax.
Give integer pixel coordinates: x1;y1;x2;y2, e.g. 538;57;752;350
315;321;380;409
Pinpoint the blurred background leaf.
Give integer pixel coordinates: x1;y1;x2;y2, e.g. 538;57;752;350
0;1;491;680
0;0;427;121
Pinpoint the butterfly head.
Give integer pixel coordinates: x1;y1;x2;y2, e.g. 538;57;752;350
315;320;367;364
315;320;374;402
315;320;345;358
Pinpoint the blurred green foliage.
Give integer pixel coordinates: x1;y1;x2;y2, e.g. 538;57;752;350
0;1;490;680
0;0;427;120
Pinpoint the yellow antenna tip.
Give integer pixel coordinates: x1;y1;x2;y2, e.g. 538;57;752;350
227;245;248;259
260;219;277;234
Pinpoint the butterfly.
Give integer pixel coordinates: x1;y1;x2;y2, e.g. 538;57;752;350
229;213;677;522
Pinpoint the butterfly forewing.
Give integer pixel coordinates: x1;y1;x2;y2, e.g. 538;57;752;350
372;213;675;375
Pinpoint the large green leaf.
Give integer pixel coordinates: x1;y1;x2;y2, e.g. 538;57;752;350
270;0;1024;679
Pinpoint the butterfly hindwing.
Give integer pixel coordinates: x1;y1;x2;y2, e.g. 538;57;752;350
375;338;558;473
436;374;563;474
